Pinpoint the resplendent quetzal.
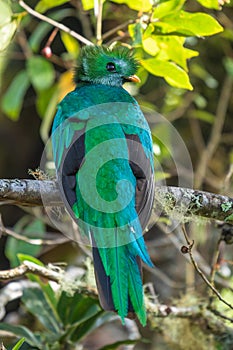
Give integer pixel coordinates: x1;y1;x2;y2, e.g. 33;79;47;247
52;45;155;326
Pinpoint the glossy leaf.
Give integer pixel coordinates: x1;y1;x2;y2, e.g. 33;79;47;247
57;291;101;326
196;0;220;9
142;36;160;56
27;56;55;91
143;35;198;70
152;0;186;19
1;70;30;120
142;58;193;90
154;11;223;36
17;253;58;309
70;311;104;342
22;287;61;334
111;0;152;12
35;0;70;13
0;0;17;51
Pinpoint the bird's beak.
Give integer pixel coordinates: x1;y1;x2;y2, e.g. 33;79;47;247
124;75;141;83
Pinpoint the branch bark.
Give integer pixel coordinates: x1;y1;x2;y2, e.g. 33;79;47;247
0;179;232;223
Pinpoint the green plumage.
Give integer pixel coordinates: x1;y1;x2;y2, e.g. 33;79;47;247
52;45;154;326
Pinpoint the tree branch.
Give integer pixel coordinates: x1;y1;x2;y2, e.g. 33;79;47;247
0;260;61;282
0;179;232;222
18;0;93;46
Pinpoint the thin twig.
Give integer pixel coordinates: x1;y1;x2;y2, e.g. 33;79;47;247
45;27;59;48
209;238;222;287
1;226;68;246
194;75;233;188
208;307;233;323
102;20;134;41
16;30;32;58
18;0;93;46
181;225;233;311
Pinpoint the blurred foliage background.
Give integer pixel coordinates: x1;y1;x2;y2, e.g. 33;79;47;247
0;0;233;349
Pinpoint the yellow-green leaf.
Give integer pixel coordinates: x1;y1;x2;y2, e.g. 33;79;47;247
196;0;220;10
111;0;152;12
152;0;186;20
142;37;160;56
0;0;17;51
155;11;223;36
141;58;193;90
60;31;80;59
128;23;143;46
12;338;25;350
35;0;70;13
81;0;94;10
147;35;198;70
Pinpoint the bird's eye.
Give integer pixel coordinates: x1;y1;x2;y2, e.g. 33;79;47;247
106;62;116;72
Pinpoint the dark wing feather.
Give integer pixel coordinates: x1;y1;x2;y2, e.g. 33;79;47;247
125;134;155;231
59;130;85;208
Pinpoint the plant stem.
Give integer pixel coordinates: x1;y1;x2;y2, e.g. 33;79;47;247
96;0;103;44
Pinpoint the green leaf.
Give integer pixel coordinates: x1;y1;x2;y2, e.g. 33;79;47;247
39;86;60;142
154;11;223;37
1;70;30;120
81;0;94;10
111;0;152;12
223;57;233;77
12;338;25;350
27;56;55;91
152;0;186;19
17;253;58;309
141;58;193;90
0;0;17;51
5;217;45;267
17;253;45;266
22;287;61;334
142;36;160;56
57;291;100;326
196;0;220;10
70;311;104;342
35;0;70;13
60;31;80;59
142;35;198;69
128;23;143;46
0;323;41;348
189;110;215;123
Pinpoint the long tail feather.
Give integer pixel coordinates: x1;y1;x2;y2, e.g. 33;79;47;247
128;256;147;326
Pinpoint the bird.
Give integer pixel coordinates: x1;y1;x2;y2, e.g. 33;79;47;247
52;45;155;326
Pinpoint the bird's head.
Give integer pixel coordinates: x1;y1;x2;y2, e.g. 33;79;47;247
74;45;140;87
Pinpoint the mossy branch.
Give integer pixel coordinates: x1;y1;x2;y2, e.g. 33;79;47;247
0;179;232;223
